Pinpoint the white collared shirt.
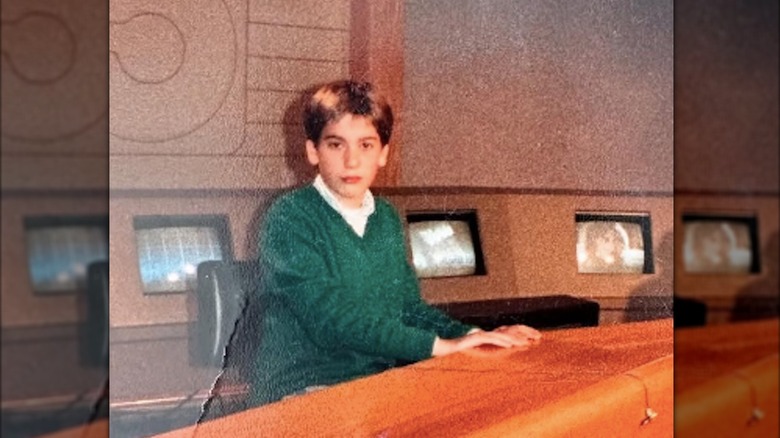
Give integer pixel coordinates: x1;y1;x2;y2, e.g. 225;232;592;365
312;174;375;237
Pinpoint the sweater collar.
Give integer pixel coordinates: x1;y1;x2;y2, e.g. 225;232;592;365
312;174;375;219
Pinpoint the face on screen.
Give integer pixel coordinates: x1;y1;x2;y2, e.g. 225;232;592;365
683;220;753;273
576;221;645;274
408;220;477;278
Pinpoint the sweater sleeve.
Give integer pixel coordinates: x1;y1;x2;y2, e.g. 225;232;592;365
379;200;477;339
259;200;437;362
400;262;477;339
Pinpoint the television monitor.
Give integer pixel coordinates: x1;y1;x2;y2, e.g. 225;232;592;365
24;216;108;294
133;215;233;294
406;211;486;278
682;214;760;274
575;213;654;274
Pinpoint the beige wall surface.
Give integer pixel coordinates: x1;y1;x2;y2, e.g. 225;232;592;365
0;0;107;161
402;0;673;192
107;0;677;194
109;0;350;190
1;0;108;191
675;0;779;193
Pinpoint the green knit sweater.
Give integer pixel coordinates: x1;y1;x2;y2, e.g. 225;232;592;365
248;185;473;405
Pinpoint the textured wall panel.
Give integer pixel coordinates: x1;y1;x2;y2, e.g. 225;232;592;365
237;124;297;156
1;157;107;190
109;155;304;190
109;0;247;156
403;0;673;192
675;0;779;192
2;325;106;401
246;57;347;91
248;0;349;29
246;90;301;124
108;0;351;189
247;24;348;61
0;0;107;158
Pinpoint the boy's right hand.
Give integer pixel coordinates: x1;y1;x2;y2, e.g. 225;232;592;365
432;326;541;357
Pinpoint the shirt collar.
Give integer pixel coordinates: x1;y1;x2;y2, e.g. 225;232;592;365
312;174;375;218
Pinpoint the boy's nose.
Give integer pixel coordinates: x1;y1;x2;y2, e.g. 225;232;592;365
344;146;360;168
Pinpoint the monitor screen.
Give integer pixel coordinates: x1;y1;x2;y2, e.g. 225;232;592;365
682;214;760;274
575;213;653;274
407;211;486;278
25;216;108;294
134;215;232;294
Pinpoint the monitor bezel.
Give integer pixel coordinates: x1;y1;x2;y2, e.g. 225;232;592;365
681;213;761;274
24;215;109;295
575;212;655;274
405;210;488;278
132;214;234;295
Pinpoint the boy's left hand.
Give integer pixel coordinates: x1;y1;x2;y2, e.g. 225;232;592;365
493;324;542;342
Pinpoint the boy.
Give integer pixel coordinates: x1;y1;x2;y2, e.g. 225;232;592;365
249;80;540;406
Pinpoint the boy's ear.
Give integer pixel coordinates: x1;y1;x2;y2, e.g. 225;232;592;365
378;144;389;168
305;140;320;166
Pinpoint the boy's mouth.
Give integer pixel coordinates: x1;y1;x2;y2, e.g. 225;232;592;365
341;176;362;184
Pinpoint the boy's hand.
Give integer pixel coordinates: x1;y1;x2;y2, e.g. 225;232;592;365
493;324;542;341
432;325;541;357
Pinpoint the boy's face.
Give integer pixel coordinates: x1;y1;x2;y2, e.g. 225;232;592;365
306;114;389;208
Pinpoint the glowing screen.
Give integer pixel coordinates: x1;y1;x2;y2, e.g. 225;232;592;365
576;214;652;274
407;211;485;278
134;216;231;294
683;218;757;273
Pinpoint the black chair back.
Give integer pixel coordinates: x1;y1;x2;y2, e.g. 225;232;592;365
80;260;109;367
191;260;261;366
192;260;264;421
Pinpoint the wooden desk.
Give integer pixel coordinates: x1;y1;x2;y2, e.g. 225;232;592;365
675;319;779;437
154;319;673;437
35;420;108;438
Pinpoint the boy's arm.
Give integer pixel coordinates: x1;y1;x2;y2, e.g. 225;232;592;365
382;199;480;339
400;271;480;339
261;205;437;362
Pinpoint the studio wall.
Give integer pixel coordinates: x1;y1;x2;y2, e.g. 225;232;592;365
402;0;673;192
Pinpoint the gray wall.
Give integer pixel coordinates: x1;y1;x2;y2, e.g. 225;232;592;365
675;0;779;193
402;0;673;191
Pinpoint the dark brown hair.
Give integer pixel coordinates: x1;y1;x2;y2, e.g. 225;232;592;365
303;80;393;145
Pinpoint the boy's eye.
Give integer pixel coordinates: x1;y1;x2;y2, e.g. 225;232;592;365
361;142;375;149
326;142;343;149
